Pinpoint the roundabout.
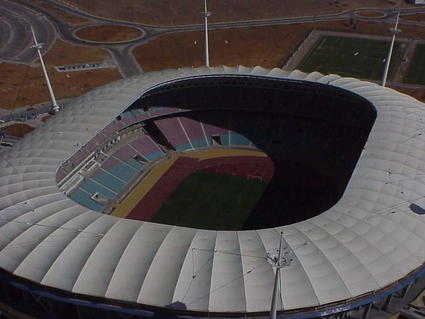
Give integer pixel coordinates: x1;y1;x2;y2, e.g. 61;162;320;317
74;24;145;44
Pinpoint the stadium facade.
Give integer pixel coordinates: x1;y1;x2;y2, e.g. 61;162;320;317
0;66;424;318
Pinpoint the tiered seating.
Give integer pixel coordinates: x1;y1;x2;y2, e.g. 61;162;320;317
165;114;256;149
86;144;147;196
202;122;230;146
90;169;126;193
179;117;209;148
69;144;149;212
69;188;103;212
79;179;116;199
154;117;192;151
129;135;164;161
101;155;140;182
64;108;269;213
112;144;145;170
230;132;251;146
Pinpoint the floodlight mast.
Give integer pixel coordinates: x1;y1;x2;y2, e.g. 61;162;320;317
381;10;401;87
270;232;284;319
31;27;60;113
203;0;210;67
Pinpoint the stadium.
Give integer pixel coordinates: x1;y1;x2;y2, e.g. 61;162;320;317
0;66;424;319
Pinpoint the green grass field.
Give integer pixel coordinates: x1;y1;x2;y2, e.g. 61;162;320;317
151;171;269;230
403;44;425;84
298;35;406;81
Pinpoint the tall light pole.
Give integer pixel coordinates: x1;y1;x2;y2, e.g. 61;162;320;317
31;27;60;113
382;10;401;87
268;232;293;319
203;0;211;67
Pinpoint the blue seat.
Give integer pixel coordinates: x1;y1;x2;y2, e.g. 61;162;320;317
91;171;125;193
70;188;104;212
191;138;208;148
127;158;145;170
106;163;137;182
175;143;192;151
80;180;115;199
208;134;230;146
145;151;164;161
230;132;251;146
220;134;230;145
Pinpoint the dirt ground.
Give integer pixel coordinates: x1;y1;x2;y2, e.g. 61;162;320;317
75;25;143;42
0;40;121;110
134;19;425;72
40;3;91;25
401;13;425;21
3;123;35;137
63;0;408;25
394;87;425;102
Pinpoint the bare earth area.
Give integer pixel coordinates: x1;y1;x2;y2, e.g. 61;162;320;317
3;123;35;137
75;25;143;42
133;20;425;71
395;87;425;101
401;13;425;22
0;40;121;110
61;0;407;25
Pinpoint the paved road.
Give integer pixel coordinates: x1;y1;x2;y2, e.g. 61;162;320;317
0;0;55;63
3;0;425;105
6;0;425;77
107;46;142;78
2;1;425;132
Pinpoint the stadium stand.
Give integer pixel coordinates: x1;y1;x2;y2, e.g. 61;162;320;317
69;188;103;212
128;135;164;161
99;156;140;181
59;109;274;213
154;117;192;151
201;115;230;146
90;168;125;193
3;67;425;319
179;116;209;148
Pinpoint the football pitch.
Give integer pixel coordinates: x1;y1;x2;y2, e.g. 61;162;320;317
403;44;425;84
297;35;406;81
151;171;269;230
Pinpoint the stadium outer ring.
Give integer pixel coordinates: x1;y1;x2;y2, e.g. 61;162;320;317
0;66;424;318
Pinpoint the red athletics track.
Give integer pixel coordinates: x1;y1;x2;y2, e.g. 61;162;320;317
198;156;274;180
126;157;198;221
126;155;274;221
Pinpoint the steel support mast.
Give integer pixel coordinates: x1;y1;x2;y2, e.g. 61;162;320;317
382;10;401;87
270;233;284;319
203;0;210;67
31;27;60;113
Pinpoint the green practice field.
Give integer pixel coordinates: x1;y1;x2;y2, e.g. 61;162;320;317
403;44;425;84
298;35;406;81
151;171;269;230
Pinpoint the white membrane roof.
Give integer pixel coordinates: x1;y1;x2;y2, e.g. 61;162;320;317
0;66;424;314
